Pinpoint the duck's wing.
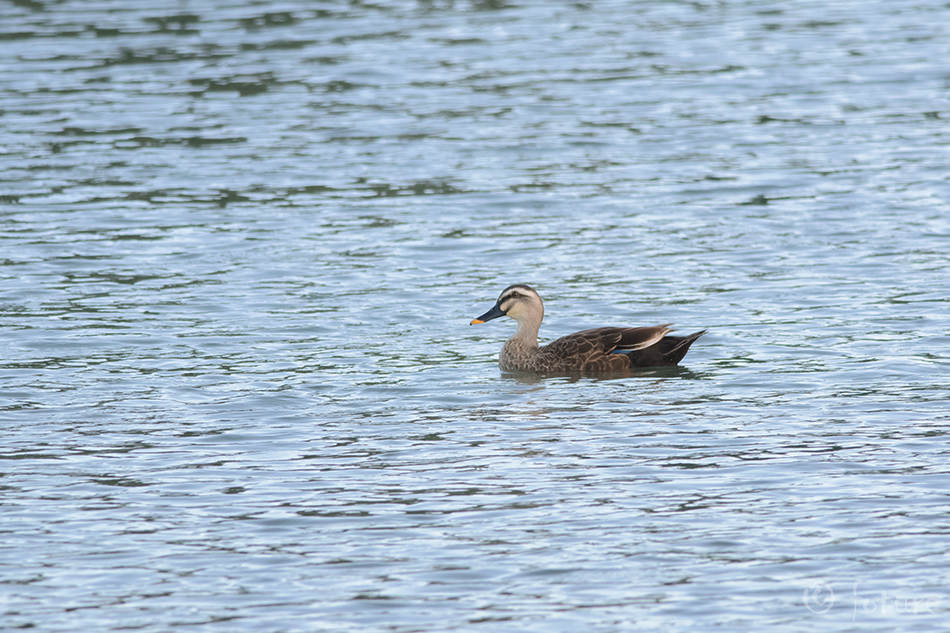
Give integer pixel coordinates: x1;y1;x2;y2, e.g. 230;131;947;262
536;325;704;371
543;325;673;358
605;324;674;353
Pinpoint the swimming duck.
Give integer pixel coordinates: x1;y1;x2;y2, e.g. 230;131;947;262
471;284;705;374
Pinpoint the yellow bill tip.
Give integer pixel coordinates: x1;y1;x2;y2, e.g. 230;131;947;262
470;318;484;325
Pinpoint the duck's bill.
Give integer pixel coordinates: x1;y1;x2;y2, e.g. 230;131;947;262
470;302;505;325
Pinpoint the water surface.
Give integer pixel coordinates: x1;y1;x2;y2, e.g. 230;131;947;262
2;1;950;631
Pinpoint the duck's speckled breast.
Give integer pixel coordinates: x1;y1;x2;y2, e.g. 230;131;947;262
498;338;540;372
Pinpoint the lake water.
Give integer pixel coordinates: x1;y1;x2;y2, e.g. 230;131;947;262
2;0;949;631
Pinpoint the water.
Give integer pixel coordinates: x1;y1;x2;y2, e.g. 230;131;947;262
2;0;950;631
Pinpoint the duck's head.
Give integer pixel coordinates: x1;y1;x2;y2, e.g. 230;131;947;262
471;284;543;325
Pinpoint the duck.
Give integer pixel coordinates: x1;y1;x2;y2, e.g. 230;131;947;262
470;284;705;374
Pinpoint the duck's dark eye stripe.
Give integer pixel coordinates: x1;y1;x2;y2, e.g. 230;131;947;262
501;292;522;303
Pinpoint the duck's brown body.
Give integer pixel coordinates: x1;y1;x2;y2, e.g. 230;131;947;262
472;285;705;375
500;326;705;373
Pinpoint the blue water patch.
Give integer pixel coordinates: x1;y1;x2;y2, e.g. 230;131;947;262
2;1;949;631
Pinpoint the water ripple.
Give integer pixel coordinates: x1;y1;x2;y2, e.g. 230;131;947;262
2;1;950;632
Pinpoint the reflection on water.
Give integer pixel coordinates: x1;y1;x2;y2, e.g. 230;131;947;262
500;365;702;384
2;0;950;631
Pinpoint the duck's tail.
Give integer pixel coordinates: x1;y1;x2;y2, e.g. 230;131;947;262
661;330;706;365
627;329;706;367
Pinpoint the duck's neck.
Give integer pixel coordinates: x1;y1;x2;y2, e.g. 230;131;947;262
506;315;540;351
499;315;542;372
